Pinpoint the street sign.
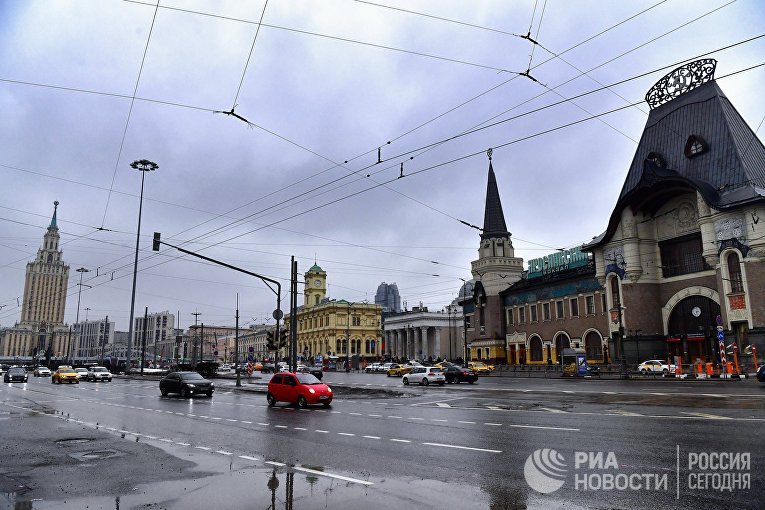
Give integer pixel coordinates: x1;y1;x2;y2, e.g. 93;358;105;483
247;354;253;361
273;309;284;320
716;326;724;332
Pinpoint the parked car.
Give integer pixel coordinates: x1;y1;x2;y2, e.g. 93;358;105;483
443;365;478;384
403;366;445;386
33;366;52;377
365;362;382;373
756;364;765;383
468;361;495;374
637;360;676;375
52;367;79;384
295;364;323;380
159;371;214;398
4;366;28;383
86;366;112;382
267;372;332;408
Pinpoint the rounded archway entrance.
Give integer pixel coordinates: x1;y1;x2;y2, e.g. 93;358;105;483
667;295;721;362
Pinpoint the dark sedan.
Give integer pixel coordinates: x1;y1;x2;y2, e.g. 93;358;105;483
295;365;323;380
4;367;28;383
443;365;478;384
757;364;765;383
159;371;214;398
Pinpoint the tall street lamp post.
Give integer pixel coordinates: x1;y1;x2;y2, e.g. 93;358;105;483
126;159;158;373
73;267;90;361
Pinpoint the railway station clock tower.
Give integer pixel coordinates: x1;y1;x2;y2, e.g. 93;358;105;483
304;263;327;308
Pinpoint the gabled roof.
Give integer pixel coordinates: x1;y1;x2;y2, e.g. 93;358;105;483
586;77;765;250
481;161;510;240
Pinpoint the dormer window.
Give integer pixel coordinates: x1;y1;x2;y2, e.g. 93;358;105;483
684;135;708;158
646;152;666;168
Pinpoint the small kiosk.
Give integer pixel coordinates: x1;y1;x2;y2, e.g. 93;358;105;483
561;348;588;377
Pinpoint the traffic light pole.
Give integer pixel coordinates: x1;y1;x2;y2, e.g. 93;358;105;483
151;233;283;373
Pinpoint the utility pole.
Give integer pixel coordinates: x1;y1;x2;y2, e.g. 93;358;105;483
200;323;205;365
74;267;90;361
141;307;148;376
191;310;201;368
235;294;241;387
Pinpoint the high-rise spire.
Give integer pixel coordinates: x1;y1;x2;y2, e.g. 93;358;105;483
481;161;509;240
49;200;59;230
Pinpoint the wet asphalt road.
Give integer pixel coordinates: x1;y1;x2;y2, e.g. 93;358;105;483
1;373;763;509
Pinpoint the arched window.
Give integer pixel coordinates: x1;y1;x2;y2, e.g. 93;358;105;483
529;337;543;362
585;331;603;360
365;339;370;353
554;333;570;358
727;252;743;293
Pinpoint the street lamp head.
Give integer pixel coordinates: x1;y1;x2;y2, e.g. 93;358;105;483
130;159;159;172
76;267;89;274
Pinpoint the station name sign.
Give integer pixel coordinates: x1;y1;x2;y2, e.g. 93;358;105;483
527;247;591;279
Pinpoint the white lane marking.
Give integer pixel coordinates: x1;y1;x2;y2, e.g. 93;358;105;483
175;412;184;416
293;466;373;486
390;439;410;443
176;442;190;446
241;420;252;424
266;461;285;467
315;429;329;433
432;419;448;422
239;455;258;461
362;435;381;439
226;419;238;422
538;407;568;413
274;425;288;429
349;412;362;416
423;442;502;453
508;424;580;431
612;410;644;417
195;446;211;451
682;411;733;420
337;432;355;436
144;435;158;439
458;421;476;424
199;415;209;419
412;397;465;407
215;450;233;456
436;403;452;408
484;423;502;426
165;411;174;414
257;422;269;426
368;414;381;418
211;417;222;420
409;417;424;421
159;439;173;443
294;427;307;431
388;416;402;419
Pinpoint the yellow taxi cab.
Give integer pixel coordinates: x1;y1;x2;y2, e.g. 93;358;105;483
435;361;454;370
468;361;495;374
52;366;80;384
386;363;415;377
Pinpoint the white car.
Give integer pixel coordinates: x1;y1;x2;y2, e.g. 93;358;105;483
86;366;112;382
33;367;52;377
379;362;394;373
637;359;676;375
365;362;381;373
74;367;89;380
402;366;445;386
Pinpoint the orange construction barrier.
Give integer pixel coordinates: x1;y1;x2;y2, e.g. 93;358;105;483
753;346;759;372
726;361;733;375
705;362;714;377
675;356;682;376
696;360;703;377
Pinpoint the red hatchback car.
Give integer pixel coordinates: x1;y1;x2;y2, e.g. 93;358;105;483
267;372;333;408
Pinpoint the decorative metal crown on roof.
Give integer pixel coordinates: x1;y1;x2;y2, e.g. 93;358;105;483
645;59;716;109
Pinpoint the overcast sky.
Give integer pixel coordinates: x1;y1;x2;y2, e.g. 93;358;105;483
1;0;763;332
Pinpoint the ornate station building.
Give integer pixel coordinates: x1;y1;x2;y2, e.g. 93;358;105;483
465;60;764;368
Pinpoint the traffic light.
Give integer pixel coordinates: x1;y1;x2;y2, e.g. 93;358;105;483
266;330;276;351
152;232;161;251
278;328;288;349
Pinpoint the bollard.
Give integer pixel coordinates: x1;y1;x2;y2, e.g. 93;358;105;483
675;356;682;377
696;360;704;378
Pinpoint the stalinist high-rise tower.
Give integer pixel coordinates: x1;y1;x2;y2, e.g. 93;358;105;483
1;202;72;358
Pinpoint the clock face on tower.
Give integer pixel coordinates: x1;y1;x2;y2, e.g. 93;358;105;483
691;306;701;318
314;279;322;287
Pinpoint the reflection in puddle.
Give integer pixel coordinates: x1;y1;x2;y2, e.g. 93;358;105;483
4;461;592;509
